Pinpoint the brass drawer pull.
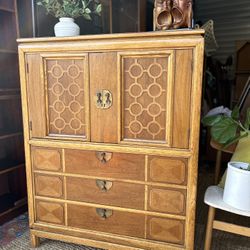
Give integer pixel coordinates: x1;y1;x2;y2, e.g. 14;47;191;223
96;151;112;163
96;180;113;192
95;90;112;109
96;208;113;219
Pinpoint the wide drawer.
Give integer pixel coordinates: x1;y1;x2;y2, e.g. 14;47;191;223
67;204;145;238
65;149;145;181
66;177;145;209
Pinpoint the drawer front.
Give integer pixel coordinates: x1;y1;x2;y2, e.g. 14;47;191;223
148;156;187;185
68;204;145;238
36;200;65;225
65;149;145;181
67;177;144;210
147;216;185;245
32;147;62;172
148;187;186;215
34;174;64;198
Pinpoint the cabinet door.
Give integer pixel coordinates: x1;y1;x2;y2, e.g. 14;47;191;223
118;51;174;146
26;53;90;141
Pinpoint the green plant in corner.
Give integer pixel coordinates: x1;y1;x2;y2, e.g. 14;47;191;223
202;106;250;166
37;0;102;20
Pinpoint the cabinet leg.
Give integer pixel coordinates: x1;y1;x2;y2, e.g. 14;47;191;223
204;206;216;250
30;233;40;248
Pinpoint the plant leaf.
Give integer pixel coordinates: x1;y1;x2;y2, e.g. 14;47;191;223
222;132;248;148
202;115;222;126
231;106;240;120
96;4;102;14
85;8;91;14
211;117;238;144
83;13;91;20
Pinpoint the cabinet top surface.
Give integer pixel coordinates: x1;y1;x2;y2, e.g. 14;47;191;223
17;29;204;44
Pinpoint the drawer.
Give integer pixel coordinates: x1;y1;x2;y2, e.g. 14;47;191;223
148;187;186;215
36;200;65;225
65;149;145;181
32;147;62;172
67;177;144;210
68;204;145;238
148;156;187;185
147;216;185;245
34;174;64;198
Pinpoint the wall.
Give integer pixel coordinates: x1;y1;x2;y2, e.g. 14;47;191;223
195;0;250;64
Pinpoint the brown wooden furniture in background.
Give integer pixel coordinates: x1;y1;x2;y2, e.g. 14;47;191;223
18;30;204;250
0;0;27;225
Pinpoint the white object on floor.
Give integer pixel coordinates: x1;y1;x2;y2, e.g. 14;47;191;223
204;186;250;217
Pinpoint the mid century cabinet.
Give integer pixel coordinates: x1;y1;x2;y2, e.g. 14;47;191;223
18;30;204;250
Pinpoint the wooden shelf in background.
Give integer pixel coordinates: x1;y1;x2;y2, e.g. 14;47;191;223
0;131;23;140
0;159;24;175
0;94;20;100
0;6;15;13
0;49;17;54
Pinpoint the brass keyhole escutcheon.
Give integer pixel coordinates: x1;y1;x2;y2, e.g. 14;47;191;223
95;90;112;109
96;151;112;163
96;208;113;219
96;180;113;192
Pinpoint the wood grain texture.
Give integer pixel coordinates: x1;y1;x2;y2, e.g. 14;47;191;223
90;52;118;143
65;149;145;181
66;177;145;210
32;147;62;172
148;187;186;215
172;49;193;149
148;156;187;185
35;174;63;198
26;53;46;138
147;216;185;245
68;204;145;238
36;201;64;225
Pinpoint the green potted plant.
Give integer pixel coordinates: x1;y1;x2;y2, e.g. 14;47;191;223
202;107;250;211
37;0;102;37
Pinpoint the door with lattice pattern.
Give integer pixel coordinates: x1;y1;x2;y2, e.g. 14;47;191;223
25;53;90;141
118;51;174;146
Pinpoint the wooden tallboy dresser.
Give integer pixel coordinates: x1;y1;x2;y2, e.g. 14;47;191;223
18;30;204;250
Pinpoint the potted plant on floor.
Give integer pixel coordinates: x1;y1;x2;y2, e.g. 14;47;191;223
202;107;250;211
37;0;102;37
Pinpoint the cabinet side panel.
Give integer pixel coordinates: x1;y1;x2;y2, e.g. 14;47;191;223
172;49;193;149
26;54;46;137
89;53;118;143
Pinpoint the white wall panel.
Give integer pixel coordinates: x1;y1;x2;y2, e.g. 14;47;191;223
195;0;250;63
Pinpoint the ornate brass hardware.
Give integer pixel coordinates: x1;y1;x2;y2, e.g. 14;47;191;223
95;90;112;109
96;180;113;192
96;208;113;219
96;151;112;163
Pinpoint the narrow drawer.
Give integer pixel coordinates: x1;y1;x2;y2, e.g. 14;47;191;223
148;156;187;185
36;200;65;225
34;174;64;198
68;204;145;238
147;216;185;245
148;187;186;215
67;177;145;210
65;149;145;181
32;147;62;172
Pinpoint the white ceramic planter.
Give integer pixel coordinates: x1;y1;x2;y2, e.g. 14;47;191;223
223;161;250;211
54;17;80;37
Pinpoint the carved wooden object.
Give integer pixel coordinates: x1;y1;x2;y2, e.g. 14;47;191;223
18;30;204;250
154;0;193;30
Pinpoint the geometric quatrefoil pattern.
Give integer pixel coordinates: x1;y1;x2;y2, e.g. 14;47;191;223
46;59;86;137
123;56;169;142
